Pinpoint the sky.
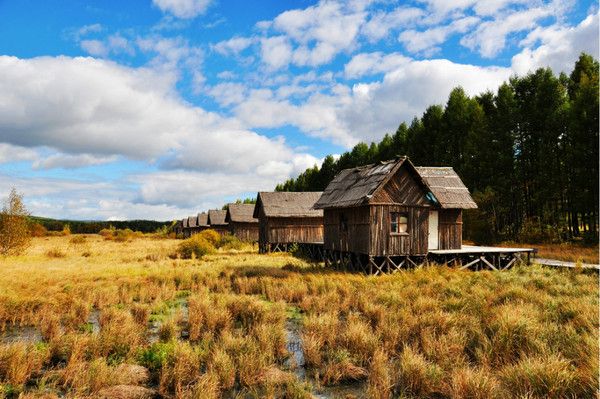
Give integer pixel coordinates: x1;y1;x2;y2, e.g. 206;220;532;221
0;0;598;221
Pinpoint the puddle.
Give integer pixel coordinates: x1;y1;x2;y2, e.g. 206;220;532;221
285;319;306;379
284;316;367;399
84;309;101;334
0;324;43;344
147;293;189;343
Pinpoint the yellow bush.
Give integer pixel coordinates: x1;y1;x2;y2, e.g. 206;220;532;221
177;235;216;259
199;229;221;247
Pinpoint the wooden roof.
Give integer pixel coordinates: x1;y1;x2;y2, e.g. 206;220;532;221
197;212;208;227
226;203;258;223
253;192;324;218
314;157;477;209
188;215;198;228
182;218;189;228
414;167;477;209
208;209;228;226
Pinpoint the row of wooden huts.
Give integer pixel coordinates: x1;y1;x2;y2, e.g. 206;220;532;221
173;157;478;261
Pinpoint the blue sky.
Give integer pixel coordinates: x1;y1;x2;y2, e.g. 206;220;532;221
0;0;597;220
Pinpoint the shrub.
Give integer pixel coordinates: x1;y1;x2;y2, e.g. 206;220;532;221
98;228;114;239
29;222;47;237
60;224;71;236
69;235;87;245
177;235;216;259
0;188;31;255
219;234;244;250
199;229;221;247
45;248;66;258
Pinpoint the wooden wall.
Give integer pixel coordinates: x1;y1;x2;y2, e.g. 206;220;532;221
210;226;230;236
438;209;462;250
230;222;259;242
323;206;371;253
370;205;429;256
372;163;429;205
259;217;323;245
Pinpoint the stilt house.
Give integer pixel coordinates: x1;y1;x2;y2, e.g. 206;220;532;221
225;203;259;242
313;157;477;258
182;217;191;238
207;209;229;236
253;192;324;253
197;212;209;233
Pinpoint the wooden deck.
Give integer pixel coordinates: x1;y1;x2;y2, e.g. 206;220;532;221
429;245;535;255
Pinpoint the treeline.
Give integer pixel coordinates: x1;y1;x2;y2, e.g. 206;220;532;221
29;216;171;234
276;54;599;244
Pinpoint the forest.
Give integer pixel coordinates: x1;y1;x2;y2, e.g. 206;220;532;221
276;54;599;245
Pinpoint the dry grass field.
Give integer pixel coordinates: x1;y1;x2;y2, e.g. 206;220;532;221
0;235;598;399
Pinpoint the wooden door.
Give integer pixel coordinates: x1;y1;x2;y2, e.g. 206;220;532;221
428;210;438;250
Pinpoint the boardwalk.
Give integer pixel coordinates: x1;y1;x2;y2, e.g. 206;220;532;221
536;258;600;271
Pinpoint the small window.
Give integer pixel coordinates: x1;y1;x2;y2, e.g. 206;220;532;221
340;213;348;233
391;212;408;234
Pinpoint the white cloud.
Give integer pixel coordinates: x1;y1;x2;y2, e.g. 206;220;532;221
399;16;480;55
80;39;108;57
257;1;368;69
260;36;293;70
213;36;253;56
362;7;424;42
512;12;599;74
152;0;212;19
32;153;118;170
344;52;410;79
461;4;556;57
0;144;38;163
337;59;512;142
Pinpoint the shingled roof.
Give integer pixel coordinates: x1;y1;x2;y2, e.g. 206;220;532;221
208;209;228;226
197;212;208;227
226;203;258;223
188;215;198;228
314;157;477;209
414;167;477;209
182;218;189;229
254;192;324;218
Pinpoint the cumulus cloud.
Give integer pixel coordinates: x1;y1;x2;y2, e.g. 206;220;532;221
212;36;253;56
461;5;556;57
344;52;411;79
400;16;479;55
512;12;599;74
80;39;108;57
361;7;424;42
257;1;368;69
32;153;118;170
337;59;512;142
0;144;38;163
152;0;212;19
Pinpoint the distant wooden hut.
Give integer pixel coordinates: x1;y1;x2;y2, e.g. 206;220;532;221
225;203;259;242
207;209;229;236
182;217;191;238
313;157;477;262
187;215;200;236
253;192;324;253
173;219;184;236
197;212;209;232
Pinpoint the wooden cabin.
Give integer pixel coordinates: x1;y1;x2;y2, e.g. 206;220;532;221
207;209;229;236
253;192;324;253
197;212;209;232
182;217;191;238
187;215;200;236
225;203;259;242
173;219;184;236
313;157;477;257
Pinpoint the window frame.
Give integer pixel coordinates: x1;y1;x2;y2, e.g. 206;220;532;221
390;211;409;235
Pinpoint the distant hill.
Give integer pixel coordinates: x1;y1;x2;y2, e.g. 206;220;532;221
29;216;171;234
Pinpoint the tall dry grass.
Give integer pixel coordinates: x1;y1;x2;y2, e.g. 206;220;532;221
0;236;597;398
